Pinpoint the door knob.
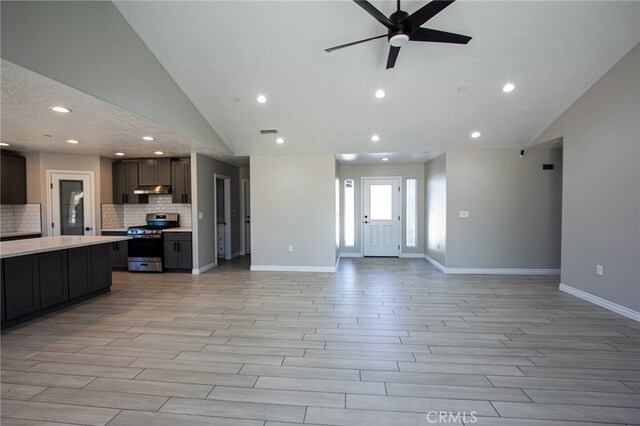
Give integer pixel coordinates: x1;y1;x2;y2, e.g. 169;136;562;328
85;227;92;231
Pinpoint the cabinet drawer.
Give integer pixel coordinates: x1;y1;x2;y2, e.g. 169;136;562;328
163;232;191;241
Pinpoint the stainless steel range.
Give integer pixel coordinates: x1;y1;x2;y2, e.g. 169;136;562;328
127;213;179;272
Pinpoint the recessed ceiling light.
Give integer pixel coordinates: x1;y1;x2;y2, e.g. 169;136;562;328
115;152;125;156
371;134;380;142
382;157;389;161
66;139;80;144
256;95;267;104
142;136;154;141
154;151;164;155
276;137;284;144
375;89;386;99
471;131;481;139
502;83;515;93
50;106;71;113
0;142;10;147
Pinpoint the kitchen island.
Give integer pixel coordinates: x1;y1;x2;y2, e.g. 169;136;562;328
1;235;130;329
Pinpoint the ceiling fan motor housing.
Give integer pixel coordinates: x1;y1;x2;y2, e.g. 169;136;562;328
388;10;410;47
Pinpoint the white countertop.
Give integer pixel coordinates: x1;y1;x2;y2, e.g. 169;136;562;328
0;236;131;259
163;227;192;232
101;228;128;233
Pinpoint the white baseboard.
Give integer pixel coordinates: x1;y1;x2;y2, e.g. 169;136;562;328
559;283;640;322
400;253;425;259
424;255;446;272
339;252;362;258
192;260;216;275
250;264;337;273
446;268;561;275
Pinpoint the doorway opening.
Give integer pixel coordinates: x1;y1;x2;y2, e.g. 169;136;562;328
214;174;232;261
46;170;95;236
362;176;401;257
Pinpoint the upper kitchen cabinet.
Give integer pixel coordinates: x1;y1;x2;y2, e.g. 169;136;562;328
1;151;26;204
113;161;144;204
171;158;191;204
138;158;171;186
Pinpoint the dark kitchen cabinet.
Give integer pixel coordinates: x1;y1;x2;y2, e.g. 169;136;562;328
113;161;144;204
68;244;112;298
1;152;27;204
163;232;192;270
3;255;40;320
68;246;91;298
138;158;171;186
102;232;128;269
91;244;112;291
39;250;68;308
171;159;191;204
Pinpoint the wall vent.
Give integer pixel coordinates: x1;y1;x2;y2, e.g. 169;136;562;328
259;129;278;135
542;164;554;170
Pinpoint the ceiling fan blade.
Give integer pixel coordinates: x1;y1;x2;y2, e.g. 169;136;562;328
402;0;455;30
353;0;396;29
386;46;401;69
325;34;388;53
410;27;471;44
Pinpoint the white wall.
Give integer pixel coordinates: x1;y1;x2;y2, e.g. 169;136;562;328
339;163;426;256
533;44;639;314
425;154;447;266
250;155;337;271
445;149;562;270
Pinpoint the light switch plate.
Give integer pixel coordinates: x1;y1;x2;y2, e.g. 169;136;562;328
459;210;470;218
198;212;204;219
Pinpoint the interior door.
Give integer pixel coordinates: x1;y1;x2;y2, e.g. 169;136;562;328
49;171;95;236
363;177;401;257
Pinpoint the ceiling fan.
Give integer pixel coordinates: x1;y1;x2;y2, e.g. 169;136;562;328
325;0;472;69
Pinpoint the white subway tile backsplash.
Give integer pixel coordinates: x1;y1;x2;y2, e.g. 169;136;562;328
0;204;42;233
101;195;192;230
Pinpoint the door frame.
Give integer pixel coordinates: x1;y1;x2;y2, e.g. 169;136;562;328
361;176;402;257
46;169;96;237
214;174;232;261
240;178;250;255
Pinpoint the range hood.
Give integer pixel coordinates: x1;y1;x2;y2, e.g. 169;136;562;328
133;185;172;195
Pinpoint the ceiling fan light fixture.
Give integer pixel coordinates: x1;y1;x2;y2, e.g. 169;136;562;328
389;33;409;47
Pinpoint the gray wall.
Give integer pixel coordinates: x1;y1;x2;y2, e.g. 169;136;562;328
192;153;241;270
250;154;337;269
1;1;230;156
445;149;563;269
425;153;447;266
338;163;426;255
533;44;639;312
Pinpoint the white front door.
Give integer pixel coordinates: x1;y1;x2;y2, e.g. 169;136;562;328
363;177;401;257
48;171;95;236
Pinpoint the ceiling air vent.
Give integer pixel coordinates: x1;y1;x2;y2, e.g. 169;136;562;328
260;129;278;135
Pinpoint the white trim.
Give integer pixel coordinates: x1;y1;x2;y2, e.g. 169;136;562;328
445;268;561;275
400;252;425;259
192;260;216;275
250;265;337;273
425;255;446;272
559;283;640;322
340;252;363;258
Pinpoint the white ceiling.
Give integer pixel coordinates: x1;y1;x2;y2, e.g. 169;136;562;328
1;2;638;165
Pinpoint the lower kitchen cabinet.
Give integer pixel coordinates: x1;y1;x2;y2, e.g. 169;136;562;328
164;232;192;270
91;244;112;291
3;255;40;320
39;250;69;308
102;232;129;269
68;246;92;299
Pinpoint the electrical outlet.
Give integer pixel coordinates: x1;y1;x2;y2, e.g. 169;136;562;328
198;212;204;220
459;210;470;218
288;245;294;253
596;264;603;276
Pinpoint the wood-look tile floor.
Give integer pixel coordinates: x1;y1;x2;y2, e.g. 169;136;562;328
1;257;639;426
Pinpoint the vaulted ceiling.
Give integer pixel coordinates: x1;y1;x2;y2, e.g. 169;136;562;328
1;1;639;164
